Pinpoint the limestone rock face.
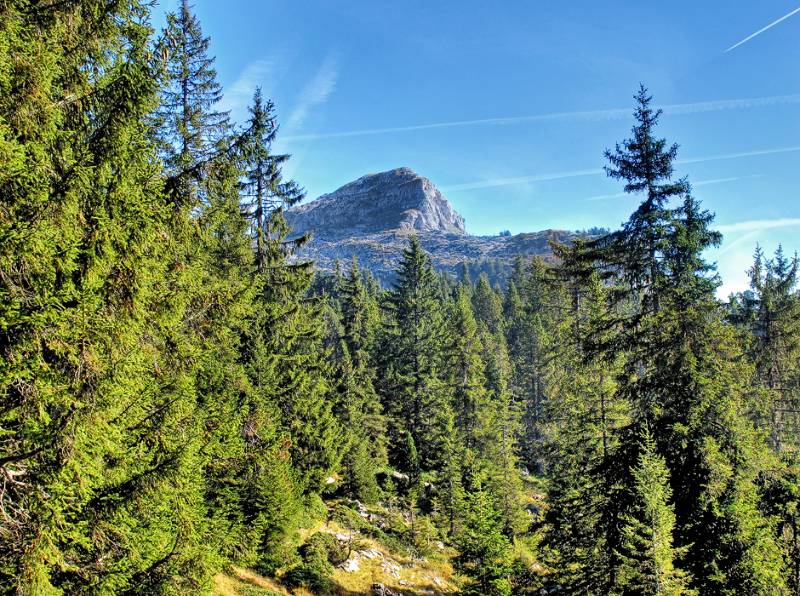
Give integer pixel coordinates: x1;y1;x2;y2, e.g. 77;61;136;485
286;167;466;238
286;167;580;285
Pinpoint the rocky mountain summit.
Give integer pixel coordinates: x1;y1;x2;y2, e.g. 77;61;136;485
287;167;465;237
287;167;576;285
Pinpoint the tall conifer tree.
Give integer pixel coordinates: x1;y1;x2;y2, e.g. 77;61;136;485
472;273;504;334
0;1;217;591
593;84;688;321
543;275;629;593
379;237;451;472
240;87;304;271
507;258;558;472
235;89;340;570
449;287;489;454
561;86;788;593
155;0;229;201
335;259;387;502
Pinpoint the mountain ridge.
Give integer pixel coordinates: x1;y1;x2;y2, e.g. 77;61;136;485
287;167;575;284
287;167;466;238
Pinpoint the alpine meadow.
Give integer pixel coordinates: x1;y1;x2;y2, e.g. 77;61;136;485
2;1;800;595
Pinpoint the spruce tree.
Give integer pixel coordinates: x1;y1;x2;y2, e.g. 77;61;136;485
617;431;692;595
240;87;304;271
0;1;216;591
449;286;489;453
567;87;788;593
459;262;474;288
593;84;688;321
542;275;629;594
455;480;514;596
335;258;387;503
507;257;558;472
379;236;451;472
245;213;339;484
191;153;257;563
472;273;504;334
234;88;341;570
155;0;229;201
479;330;526;536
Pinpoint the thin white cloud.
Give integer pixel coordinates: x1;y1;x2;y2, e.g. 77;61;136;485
716;229;761;257
584;190;630;202
282;94;800;141
584;176;752;202
440;168;602;192
285;54;339;132
221;58;277;120
678;145;800;164
443;146;800;193
725;6;800;52
716;218;800;233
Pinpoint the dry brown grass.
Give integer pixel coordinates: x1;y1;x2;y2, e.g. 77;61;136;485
213;566;289;595
212;502;467;595
319;522;460;594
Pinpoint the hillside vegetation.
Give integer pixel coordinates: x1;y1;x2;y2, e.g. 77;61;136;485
1;2;799;595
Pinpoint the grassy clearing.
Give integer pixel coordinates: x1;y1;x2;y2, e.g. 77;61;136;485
213;566;287;595
213;479;551;594
213;501;461;595
324;522;458;594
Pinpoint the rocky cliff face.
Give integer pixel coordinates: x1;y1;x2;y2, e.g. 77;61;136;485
287;167;574;285
286;167;466;238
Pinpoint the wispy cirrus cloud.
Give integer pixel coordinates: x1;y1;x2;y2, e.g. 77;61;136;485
285;54;340;132
714;217;800;296
725;5;800;52
584;176;761;202
282;94;800;141
716;218;800;233
678;145;800;164
221;58;277;120
442;146;800;193
440;168;601;192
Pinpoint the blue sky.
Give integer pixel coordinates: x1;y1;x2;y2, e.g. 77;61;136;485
156;1;800;296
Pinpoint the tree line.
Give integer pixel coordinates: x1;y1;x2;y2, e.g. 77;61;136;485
1;2;799;595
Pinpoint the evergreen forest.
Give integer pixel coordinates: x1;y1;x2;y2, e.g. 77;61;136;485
1;2;799;594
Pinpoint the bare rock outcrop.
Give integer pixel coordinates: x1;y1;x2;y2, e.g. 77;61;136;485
287;167;465;239
286;167;580;285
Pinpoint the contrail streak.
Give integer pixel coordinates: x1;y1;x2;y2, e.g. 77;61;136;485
584;176;753;201
716;230;761;257
283;94;800;141
716;218;800;233
677;145;800;164
443;146;800;193
725;5;800;52
440;168;602;192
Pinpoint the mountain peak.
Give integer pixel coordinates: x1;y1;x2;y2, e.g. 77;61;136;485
287;167;466;238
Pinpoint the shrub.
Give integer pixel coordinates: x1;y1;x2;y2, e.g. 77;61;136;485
283;532;341;594
304;532;349;566
283;561;333;594
300;493;329;526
